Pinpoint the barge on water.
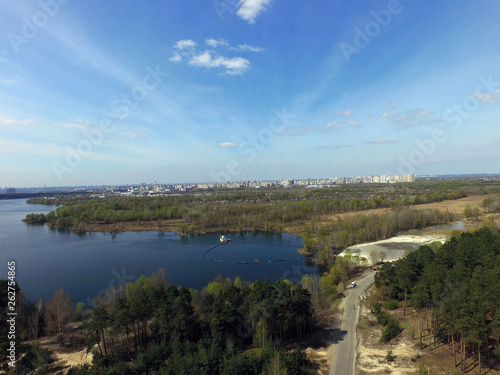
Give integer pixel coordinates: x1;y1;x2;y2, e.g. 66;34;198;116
220;235;231;244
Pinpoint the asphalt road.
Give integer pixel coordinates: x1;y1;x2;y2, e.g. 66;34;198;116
330;272;375;375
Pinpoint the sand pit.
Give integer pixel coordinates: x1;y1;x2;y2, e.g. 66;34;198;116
340;234;448;263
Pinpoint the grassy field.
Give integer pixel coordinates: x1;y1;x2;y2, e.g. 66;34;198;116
325;195;487;221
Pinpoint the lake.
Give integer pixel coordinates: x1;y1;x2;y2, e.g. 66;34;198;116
0;199;317;307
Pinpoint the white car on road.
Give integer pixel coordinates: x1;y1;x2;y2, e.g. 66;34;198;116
350;281;356;288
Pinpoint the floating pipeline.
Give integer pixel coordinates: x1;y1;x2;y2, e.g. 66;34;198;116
202;242;297;264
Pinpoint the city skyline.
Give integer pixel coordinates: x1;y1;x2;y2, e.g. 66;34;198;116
1;1;500;187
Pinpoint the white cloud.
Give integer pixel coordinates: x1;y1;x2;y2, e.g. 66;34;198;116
325;121;341;130
473;90;500;103
379;107;441;128
336;109;353;117
189;51;213;67
236;0;273;24
174;39;197;49
0;117;35;126
219;57;250;75
169;53;182;62
205;38;228;48
232;44;265;53
205;39;264;53
407;109;431;117
189;50;250;75
345;120;362;127
219;142;238;148
171;39;258;75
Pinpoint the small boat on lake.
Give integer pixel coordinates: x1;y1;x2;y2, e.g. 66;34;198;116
220;235;231;244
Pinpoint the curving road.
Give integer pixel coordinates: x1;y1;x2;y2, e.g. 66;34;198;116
330;272;375;375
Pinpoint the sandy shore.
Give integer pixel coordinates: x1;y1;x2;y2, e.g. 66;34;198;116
340;234;448;263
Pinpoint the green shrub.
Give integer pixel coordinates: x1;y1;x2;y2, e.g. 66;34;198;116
384;299;398;310
376;311;391;326
381;318;402;343
386;350;395;362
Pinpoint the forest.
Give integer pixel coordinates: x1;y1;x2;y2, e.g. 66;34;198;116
1;268;346;374
23;182;471;229
374;228;500;373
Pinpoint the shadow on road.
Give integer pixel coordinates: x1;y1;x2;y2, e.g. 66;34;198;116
310;326;348;349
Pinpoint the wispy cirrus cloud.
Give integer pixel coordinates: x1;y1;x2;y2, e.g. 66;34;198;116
233;44;266;52
345;120;362;127
205;39;265;52
0;117;36;126
336;109;353;117
325;121;341;131
379;107;442;128
314;144;353;150
383;101;397;109
367;140;395;145
380;112;397;119
236;0;273;24
473;90;500;103
219;142;238;148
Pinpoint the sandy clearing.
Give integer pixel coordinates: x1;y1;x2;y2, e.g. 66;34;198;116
51;347;93;373
356;302;425;375
340;234;448;263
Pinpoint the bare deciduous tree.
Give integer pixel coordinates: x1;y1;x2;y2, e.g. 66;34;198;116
151;268;169;288
370;249;380;265
45;288;74;335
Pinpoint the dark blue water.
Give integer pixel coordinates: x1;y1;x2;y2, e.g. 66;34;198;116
0;199;317;306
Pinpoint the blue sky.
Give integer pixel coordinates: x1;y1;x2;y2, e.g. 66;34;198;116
1;0;499;187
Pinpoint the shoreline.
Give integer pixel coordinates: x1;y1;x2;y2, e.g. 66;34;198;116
42;219;306;237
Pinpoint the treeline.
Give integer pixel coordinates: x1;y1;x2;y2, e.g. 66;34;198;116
482;195;500;213
313;208;455;256
374;228;500;373
24;188;463;234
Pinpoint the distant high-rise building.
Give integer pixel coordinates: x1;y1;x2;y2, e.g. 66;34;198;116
6;188;15;194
